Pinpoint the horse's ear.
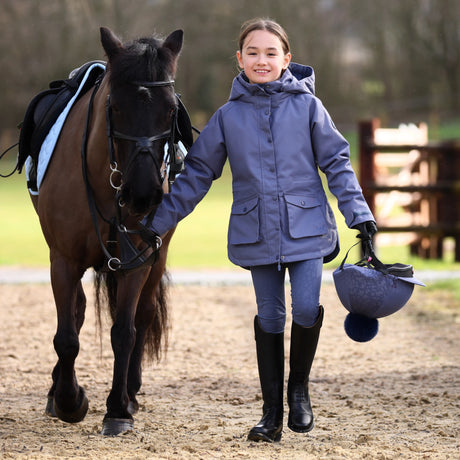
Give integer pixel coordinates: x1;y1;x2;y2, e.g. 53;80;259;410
162;29;183;56
100;27;123;59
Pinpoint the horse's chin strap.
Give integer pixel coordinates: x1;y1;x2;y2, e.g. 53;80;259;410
81;83;163;273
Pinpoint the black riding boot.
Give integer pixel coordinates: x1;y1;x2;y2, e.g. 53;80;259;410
287;305;323;433
247;316;284;443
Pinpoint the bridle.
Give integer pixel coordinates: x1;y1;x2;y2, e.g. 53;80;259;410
105;79;177;198
81;74;178;272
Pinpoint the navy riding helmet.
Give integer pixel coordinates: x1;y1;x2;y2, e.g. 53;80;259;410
333;241;425;342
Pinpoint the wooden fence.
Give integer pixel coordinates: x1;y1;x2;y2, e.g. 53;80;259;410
358;119;460;262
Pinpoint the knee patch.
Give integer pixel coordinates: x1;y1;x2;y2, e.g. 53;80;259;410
258;315;286;334
292;305;321;328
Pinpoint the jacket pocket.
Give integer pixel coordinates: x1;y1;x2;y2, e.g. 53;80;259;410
284;194;328;238
229;196;260;245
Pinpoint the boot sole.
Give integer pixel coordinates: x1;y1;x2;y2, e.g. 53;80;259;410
287;420;314;433
247;430;282;443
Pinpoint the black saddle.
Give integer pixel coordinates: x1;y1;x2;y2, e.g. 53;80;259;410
18;61;106;190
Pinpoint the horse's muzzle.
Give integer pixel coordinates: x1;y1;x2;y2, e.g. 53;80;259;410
121;183;164;216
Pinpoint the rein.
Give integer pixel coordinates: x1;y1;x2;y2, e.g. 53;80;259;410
0;142;20;177
81;76;176;272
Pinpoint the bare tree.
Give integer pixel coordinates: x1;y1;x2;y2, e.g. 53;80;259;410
0;0;458;140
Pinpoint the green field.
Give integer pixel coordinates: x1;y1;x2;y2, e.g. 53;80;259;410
1;123;460;274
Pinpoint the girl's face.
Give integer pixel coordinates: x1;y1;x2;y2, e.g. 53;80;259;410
237;29;291;84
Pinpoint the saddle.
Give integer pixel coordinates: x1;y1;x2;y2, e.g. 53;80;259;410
18;61;106;189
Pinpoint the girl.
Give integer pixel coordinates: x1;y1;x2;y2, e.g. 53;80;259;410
140;18;376;442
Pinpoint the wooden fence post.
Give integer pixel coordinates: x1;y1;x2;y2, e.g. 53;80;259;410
358;119;379;217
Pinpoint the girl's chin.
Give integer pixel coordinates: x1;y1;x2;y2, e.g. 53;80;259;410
249;74;275;84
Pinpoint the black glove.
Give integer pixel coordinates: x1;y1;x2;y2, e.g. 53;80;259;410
138;221;162;249
353;221;377;257
353;221;377;239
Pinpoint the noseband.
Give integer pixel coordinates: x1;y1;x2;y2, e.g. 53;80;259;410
105;79;176;192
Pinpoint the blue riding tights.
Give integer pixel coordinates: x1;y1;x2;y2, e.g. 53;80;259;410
250;258;323;334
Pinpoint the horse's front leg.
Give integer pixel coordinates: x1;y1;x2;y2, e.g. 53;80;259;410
46;280;87;417
125;234;173;415
126;271;164;415
101;270;148;436
128;235;174;414
49;257;88;423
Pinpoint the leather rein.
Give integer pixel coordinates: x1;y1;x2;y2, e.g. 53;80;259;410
81;76;177;272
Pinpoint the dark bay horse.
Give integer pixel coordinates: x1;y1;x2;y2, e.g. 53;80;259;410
29;27;183;435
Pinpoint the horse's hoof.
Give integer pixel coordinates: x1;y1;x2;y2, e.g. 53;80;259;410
45;396;57;417
53;387;89;423
101;418;134;436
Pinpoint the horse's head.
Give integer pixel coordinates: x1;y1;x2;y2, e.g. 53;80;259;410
100;27;183;216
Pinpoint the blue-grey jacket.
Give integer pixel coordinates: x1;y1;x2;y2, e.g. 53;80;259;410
150;63;374;268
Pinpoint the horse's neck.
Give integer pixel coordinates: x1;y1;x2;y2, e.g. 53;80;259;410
87;82;110;169
84;81;114;200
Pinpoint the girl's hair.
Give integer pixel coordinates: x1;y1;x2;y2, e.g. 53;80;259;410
238;18;290;54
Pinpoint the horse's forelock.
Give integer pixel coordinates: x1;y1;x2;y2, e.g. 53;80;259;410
109;36;169;86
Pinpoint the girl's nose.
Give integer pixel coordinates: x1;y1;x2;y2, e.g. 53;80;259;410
257;53;267;64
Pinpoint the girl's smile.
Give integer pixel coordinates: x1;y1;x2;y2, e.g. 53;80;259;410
237;29;291;84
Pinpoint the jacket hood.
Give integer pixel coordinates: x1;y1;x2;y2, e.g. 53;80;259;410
229;62;315;101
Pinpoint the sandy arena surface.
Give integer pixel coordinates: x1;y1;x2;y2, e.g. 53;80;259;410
0;277;459;459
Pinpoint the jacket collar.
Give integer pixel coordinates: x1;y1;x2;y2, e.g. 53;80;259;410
229;63;315;101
